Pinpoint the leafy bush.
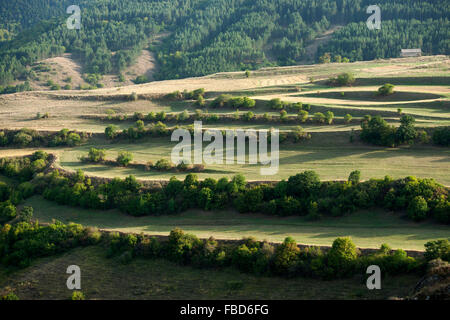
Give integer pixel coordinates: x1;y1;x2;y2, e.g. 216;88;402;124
87;148;106;163
154;159;172;171
378;83;395;96
424;239;450;262
298;110;308;122
71;291;85;300
408;196;429;221
432;127;450;146
105;125;119;139
116;151;133;167
133;75;149;84
348;170;361;184
13;132;33;147
1;293;19;300
329;72;355;86
344;114;352;123
313;112;325;124
272;237;300;275
327;237;358;276
0;201;16;223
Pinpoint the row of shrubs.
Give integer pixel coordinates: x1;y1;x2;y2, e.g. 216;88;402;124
17;158;446;224
2;216;449;281
165;88;206;101
0;151;50;181
101;109;350;125
432;127;450;147
101;230;425;279
81;148;206;172
268;99;310;112
105;122;311;143
0;129;87;148
1;153;448;224
0;152;51;223
360;115;437;147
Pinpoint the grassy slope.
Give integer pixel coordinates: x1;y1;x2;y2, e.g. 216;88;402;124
25;196;450;251
57;135;450;185
0;246;420;300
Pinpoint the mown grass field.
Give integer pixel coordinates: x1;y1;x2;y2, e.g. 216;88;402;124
0;246;420;300
24;196;450;251
57;135;450;184
0;55;448;254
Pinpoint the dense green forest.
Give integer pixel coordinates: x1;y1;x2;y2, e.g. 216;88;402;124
0;0;448;86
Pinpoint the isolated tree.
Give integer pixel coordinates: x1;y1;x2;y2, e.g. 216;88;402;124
335;72;355;86
344;114;352;123
314;112;326;124
116;151;133;167
378;83;395;96
325;111;334;124
319;52;331;64
105;125;118;139
396;115;417;144
88;148;106;162
348;170;361;184
298;110;309;123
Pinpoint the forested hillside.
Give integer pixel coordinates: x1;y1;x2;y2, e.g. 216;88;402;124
0;0;448;87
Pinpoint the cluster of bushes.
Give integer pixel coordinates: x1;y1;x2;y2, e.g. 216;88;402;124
0;154;46;224
165;88;206;106
211;95;256;109
0;220;101;268
117;121;170;140
318;53;350;64
133;75;149;84
312;111;335;124
82;73;104;89
432;127;450;147
166;88;205;101
0;129;86;148
106;122;310;144
328;72;355;86
2;153;448;224
0;151;50;181
29;164;450;224
378;83;395;96
80;148;134;167
100;110;319;125
146;159;205;173
0;81;32;95
2;206;449;279
268;99;310;112
360;115;428;147
106;229;430;279
81;148;207;174
109;229;449;277
233;171;449;224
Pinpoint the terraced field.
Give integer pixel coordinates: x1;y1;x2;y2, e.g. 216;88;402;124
0;55;449;249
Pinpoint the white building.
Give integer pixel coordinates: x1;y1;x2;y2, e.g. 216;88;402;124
400;49;422;57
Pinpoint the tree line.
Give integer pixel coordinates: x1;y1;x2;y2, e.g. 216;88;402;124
0;0;448;86
0;154;448;224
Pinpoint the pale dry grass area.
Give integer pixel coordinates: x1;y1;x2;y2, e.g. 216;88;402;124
0;55;447;133
253;86;449;106
14;55;447;98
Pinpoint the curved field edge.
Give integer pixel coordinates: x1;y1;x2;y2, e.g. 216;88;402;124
0;246;420;300
23;196;450;252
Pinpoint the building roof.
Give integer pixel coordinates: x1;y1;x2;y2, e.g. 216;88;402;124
401;49;422;53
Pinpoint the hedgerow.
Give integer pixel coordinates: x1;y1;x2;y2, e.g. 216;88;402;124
0;129;89;148
4;221;448;282
1;154;449;224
